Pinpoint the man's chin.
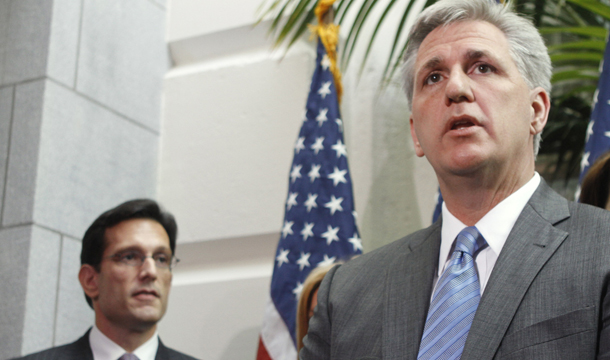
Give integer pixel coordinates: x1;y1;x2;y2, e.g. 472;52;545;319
129;306;164;326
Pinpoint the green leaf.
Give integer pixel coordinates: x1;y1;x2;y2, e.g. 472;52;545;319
550;52;603;63
276;0;315;46
565;0;610;20
382;0;437;81
548;39;606;51
337;0;357;25
551;68;599;82
539;26;607;38
359;0;398;76
342;0;378;70
287;5;317;49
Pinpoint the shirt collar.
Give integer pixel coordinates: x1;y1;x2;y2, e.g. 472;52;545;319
439;172;541;277
89;325;159;360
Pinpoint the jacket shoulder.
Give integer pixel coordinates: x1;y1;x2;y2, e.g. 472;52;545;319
337;223;439;273
157;339;200;360
11;331;92;360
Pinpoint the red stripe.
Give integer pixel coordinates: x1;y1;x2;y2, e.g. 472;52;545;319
256;336;273;360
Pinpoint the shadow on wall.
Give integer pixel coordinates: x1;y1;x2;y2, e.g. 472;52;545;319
219;326;261;360
361;80;423;251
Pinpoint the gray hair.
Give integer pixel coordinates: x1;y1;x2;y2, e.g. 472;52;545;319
402;0;551;155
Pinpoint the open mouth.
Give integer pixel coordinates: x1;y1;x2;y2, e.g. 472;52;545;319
451;119;475;130
448;116;479;132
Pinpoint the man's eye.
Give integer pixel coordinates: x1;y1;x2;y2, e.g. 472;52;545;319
155;254;170;263
425;73;442;85
121;252;138;261
475;64;492;74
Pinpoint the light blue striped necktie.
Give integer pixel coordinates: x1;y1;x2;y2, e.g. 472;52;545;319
417;226;487;360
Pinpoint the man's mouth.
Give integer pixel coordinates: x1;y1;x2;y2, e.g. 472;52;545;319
448;116;479;131
132;289;159;298
451;120;475;130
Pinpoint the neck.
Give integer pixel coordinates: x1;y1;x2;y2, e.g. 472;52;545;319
95;318;156;352
438;165;535;226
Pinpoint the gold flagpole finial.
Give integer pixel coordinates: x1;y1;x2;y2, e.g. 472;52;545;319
309;0;343;104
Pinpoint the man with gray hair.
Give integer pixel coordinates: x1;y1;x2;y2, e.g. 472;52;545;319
300;0;610;359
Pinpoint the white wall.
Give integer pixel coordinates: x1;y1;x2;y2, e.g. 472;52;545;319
0;1;168;358
157;0;438;358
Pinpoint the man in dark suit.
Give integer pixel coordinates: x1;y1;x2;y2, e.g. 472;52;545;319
14;199;198;360
301;0;610;359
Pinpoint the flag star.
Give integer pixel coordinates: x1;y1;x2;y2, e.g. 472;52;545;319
586;121;594;143
308;164;321;182
296;252;311;271
316;108;328;127
290;164;302;183
332;139;348;158
581;152;590;172
348;233;363;252
321;225;340;245
276;248;290;267
301;222;315;241
321;54;331;71
318;81;332;99
311;137;325;155
324;195;344;215
305;193;318;212
352;211;358;220
336;118;343;132
605;131;610;138
328;166;348;186
318;254;336;267
286;192;298;211
282;221;294;238
592;89;599;107
295;137;306;154
293;282;304;298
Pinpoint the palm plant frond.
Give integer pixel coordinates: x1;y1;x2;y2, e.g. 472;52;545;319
257;0;610;183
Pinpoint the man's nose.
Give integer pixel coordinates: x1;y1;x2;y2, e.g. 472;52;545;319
139;257;158;279
445;69;474;105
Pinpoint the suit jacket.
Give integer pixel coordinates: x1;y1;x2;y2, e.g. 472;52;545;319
12;329;199;360
301;180;610;360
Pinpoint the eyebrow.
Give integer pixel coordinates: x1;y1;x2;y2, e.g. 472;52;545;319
113;245;171;254
420;56;443;74
465;49;491;62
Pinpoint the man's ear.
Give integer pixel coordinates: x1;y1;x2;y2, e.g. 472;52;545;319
410;117;425;157
530;87;550;136
79;264;100;301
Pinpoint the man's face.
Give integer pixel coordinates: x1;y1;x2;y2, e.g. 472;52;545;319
409;20;548;178
90;218;172;332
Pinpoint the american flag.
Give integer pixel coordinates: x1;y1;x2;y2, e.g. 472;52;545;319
257;39;362;360
577;36;610;198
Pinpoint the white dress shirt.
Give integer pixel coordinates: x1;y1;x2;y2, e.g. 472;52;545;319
436;172;541;295
89;325;159;360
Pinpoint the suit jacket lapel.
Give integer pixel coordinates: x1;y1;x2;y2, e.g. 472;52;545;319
461;180;570;359
70;328;94;360
383;223;441;360
155;337;169;360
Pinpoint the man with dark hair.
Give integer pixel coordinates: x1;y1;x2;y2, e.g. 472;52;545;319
301;0;610;359
14;199;198;360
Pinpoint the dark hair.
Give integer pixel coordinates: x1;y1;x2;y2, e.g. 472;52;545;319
80;199;177;307
580;151;610;209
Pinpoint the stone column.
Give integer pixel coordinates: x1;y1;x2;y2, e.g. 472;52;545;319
0;0;167;357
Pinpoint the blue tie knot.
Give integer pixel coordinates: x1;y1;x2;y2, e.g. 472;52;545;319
455;226;484;256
